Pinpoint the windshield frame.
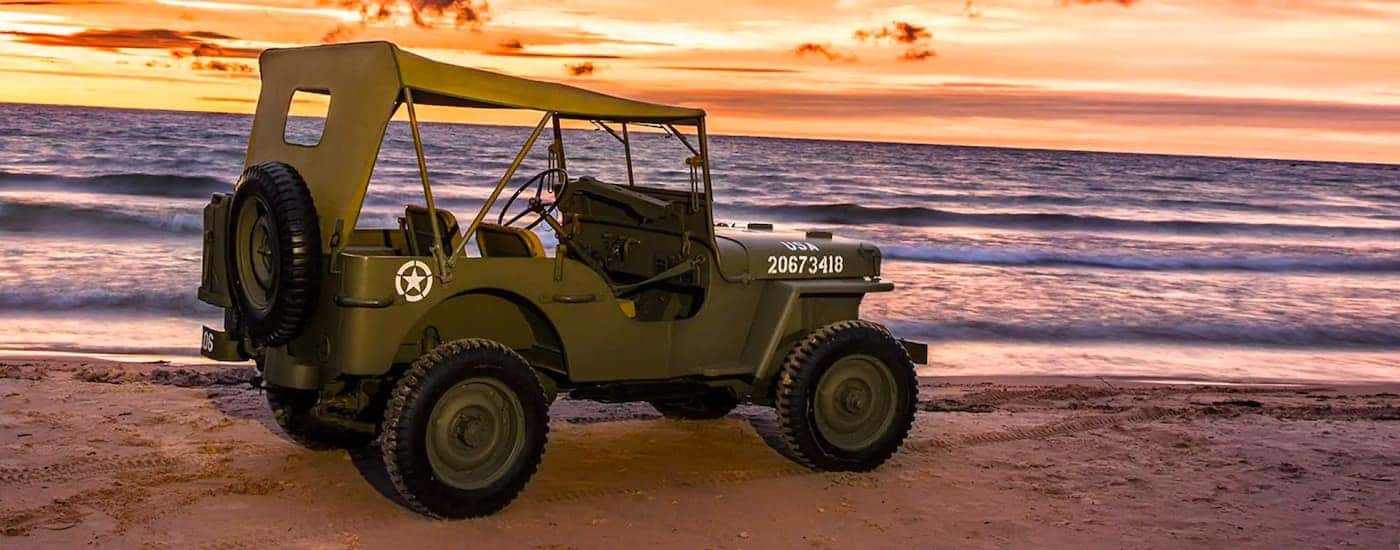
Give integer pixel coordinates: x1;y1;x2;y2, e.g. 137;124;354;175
394;86;718;279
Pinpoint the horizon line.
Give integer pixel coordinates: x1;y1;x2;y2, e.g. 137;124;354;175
5;100;1395;168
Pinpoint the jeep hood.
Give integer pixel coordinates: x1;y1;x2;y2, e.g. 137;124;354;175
714;227;882;281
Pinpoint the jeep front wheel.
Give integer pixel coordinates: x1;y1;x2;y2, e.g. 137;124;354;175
774;320;917;471
381;339;549;518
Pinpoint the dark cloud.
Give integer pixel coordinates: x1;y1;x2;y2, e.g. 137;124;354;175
497;38;523;50
7;29;221;51
190;59;255;76
0;0;113;4
321;0;490;42
565;62;596;77
654;66;800;74
854;22;931;45
4;28;260;59
175;42;261;59
851;21;934;62
484;50;622;59
640;86;1400;133
899;48;936;62
794;43;853;62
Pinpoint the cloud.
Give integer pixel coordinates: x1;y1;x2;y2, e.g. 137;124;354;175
654;66;800;74
899;48;936;62
852;21;934;62
321;0;490;42
641;86;1400;134
1058;0;1138;5
565;62;596;76
171;42;261;59
7;28;225;51
854;22;931;45
5;28;261;60
0;0;113;4
485;50;622;59
794;43;853;62
497;38;523;50
190;59;255;76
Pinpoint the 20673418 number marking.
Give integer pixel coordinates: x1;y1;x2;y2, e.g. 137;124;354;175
767;253;845;275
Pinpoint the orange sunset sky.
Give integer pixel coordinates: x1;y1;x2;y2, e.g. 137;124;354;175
1;0;1398;163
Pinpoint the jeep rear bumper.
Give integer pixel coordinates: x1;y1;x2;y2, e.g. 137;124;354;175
200;326;248;362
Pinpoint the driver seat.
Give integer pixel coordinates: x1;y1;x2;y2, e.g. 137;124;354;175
477;223;545;258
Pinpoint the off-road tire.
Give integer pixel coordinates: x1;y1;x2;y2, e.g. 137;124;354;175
227;161;321;346
381;339;549;519
649;391;739;420
774;320;917;471
264;386;373;450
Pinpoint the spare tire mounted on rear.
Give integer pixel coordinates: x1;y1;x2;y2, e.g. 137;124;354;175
227;161;322;346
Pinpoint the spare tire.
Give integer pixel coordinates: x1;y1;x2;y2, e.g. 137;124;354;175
227;161;322;346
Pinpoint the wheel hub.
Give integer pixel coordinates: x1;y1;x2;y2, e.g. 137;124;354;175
839;384;868;414
426;378;526;490
813;355;898;452
234;197;278;312
451;411;490;449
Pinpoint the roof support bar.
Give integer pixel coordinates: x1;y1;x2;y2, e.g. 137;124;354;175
665;124;700;157
402;87;447;276
592;121;636;187
622;123;635;187
448;111;554;268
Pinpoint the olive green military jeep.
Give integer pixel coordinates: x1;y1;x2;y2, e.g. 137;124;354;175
198;41;929;518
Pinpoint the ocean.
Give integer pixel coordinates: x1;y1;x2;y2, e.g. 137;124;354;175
1;103;1396;381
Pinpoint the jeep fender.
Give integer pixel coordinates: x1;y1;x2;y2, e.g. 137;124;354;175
741;279;894;400
402;289;568;378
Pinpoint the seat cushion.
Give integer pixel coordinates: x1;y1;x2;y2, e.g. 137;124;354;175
477;224;545;258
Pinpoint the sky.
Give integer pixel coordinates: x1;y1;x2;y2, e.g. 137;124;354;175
1;0;1398;163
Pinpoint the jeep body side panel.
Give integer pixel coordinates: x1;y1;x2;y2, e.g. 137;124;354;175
327;254;671;383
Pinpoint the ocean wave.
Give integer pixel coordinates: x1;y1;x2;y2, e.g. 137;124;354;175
0;202;202;237
882;245;1400;273
723;203;1400;238
889;320;1400;347
0;170;229;199
0;287;212;315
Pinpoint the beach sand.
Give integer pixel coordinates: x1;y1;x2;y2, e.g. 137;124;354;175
1;357;1396;548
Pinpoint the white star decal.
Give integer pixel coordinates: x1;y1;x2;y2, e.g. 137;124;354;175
394;260;433;303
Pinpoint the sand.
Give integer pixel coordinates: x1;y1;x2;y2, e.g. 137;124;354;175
1;357;1396;549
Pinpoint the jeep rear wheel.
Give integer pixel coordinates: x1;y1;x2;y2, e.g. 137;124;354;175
649;391;739;420
381;339;549;519
227;161;321;346
773;320;917;471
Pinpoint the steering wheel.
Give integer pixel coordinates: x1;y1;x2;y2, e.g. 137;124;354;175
498;168;568;229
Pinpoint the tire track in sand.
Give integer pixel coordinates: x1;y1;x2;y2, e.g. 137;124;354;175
0;442;279;487
183;406;1186;550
